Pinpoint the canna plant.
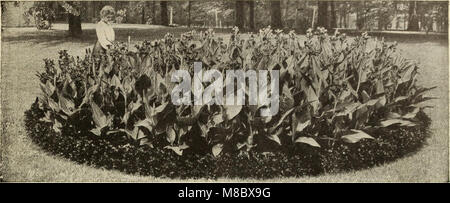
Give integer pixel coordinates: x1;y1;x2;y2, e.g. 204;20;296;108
34;27;434;159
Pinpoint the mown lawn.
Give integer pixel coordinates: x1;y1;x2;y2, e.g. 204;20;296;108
1;24;448;182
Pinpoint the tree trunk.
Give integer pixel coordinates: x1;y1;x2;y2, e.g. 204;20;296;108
378;6;383;30
356;1;364;30
330;1;337;29
270;0;282;29
93;1;97;20
141;2;146;24
317;1;328;29
160;1;168;26
407;1;419;31
248;1;255;31
68;13;82;37
188;1;191;27
152;1;156;24
235;1;245;29
394;1;398;29
339;5;343;28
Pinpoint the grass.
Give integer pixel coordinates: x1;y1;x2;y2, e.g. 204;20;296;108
1;24;448;182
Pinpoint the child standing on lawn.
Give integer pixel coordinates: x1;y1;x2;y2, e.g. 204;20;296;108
93;6;116;56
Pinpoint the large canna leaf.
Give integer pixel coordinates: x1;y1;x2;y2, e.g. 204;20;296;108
224;105;242;120
306;86;319;112
166;126;176;144
270;108;295;133
80;84;99;108
53;119;62;134
132;127;147;140
40;81;55;97
402;107;420;119
164;146;183;156
134;119;155;132
375;79;384;95
267;128;283;145
110;74;122;89
380;119;416;127
295;137;320;147
295;120;311;133
48;98;60;112
341;129;374;143
212;143;224;157
58;94;76;116
90;101;108;129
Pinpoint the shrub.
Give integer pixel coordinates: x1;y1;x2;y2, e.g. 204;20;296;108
27;2;56;30
29;27;434;177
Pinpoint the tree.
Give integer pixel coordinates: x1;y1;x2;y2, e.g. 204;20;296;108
160;1;168;26
330;1;337;29
150;1;156;24
188;1;192;27
141;2;147;24
407;1;419;31
248;1;255;31
270;0;282;29
317;1;328;29
355;1;364;30
235;1;245;29
62;1;82;37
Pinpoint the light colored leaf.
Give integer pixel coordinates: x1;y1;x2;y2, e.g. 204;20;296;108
295;137;320;147
164;146;183;156
295;119;311;133
155;101;169;114
341;129;374;143
131;127;147;140
139;138;154;148
48;98;60;112
90;101;107;128
402;107;420;119
40;81;55;96
224;105;242;120
110;74;122;88
212;143;224;157
387;112;402;119
166;126;176;144
394;96;408;103
134;119;154;132
376;79;384;95
53;119;62;134
270;108;295;133
380;119;416;127
58;94;75;116
306;86;319;112
212;113;224;125
364;98;380;106
80;84;98;107
198;122;209;138
375;96;386;109
361;90;370;103
178;142;190;150
267;128;283;145
282;84;294;109
90;127;102;136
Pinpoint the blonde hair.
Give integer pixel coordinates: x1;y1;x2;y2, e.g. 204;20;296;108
100;5;115;19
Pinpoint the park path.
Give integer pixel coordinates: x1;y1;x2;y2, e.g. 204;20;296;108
1;28;448;182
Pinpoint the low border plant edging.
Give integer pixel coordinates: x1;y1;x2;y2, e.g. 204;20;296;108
25;100;431;179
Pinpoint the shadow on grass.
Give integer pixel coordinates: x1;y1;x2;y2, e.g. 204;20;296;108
341;31;448;45
1;27;233;49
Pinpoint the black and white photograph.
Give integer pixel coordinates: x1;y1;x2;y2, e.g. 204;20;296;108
0;0;448;185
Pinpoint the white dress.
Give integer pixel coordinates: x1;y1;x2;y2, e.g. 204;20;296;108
95;21;115;49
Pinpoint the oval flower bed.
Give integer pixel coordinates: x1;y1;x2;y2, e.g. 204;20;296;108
25;27;434;179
